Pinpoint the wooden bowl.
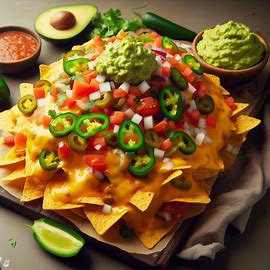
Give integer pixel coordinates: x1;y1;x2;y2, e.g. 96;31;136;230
0;26;41;74
192;30;269;88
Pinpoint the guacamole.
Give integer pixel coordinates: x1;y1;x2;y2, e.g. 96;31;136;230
95;37;158;84
197;21;265;70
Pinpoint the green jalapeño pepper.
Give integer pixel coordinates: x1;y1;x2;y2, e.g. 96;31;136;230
63;50;85;63
118;120;144;152
170;67;188;90
75;113;110;139
195;94;215;114
33;79;51;92
39;150;60;171
162;36;178;53
182;54;204;75
67;132;88;152
105;131;118;148
160;85;183;121
49;112;77;138
18;94;37;115
0;75;10;104
172;131;196;155
128;147;155;177
64;58;90;76
171;176;192;190
95;92;113;109
145;130;162;148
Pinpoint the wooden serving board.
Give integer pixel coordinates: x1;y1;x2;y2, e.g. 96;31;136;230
1;75;270;270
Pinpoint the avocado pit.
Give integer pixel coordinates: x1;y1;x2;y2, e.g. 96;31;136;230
50;11;76;30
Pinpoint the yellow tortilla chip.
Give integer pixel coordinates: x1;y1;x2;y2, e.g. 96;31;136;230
129;190;154;211
0;147;25;166
39;64;51;79
234;115;261;134
232;103;249;116
77;196;104;205
0;165;25;182
162;170;183;186
19;83;33;97
193;167;219;181
70;208;88;220
0;110;16;132
84;205;128;235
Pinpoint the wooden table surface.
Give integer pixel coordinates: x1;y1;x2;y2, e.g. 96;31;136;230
0;0;270;269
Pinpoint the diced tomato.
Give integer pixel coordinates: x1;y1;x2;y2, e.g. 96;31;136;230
36;114;43;126
162;67;171;77
167;57;180;67
182;66;193;78
93;35;104;46
175;119;185;129
60;97;76;109
123;133;139;145
186;73;196;84
33;87;46;99
50;86;58;102
206;114;217;128
72;80;96;99
110;111;125;125
165;48;176;55
93;137;106;147
153;120;168;133
168;121;176;130
3;135;14;147
90;107;101;113
136;97;160;117
104;107;113;116
160;138;172;151
61;72;69;80
160;202;189;219
106;36;116;43
58;142;72;160
129;86;141;97
149;32;159;39
82;69;97;83
88;78;99;93
126;94;138;108
42;115;52;128
154;36;162;48
225;96;237;110
14;133;27;147
113;88;128;99
187;109;200;125
84;154;107;171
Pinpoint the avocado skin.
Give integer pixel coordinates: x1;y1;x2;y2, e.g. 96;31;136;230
34;4;97;45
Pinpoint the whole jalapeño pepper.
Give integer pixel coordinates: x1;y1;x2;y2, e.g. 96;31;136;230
118;120;144;152
171;131;196;155
75;113;110;139
39;150;60;171
160;85;183;121
49;112;77;137
182;54;204;75
128;147;155;176
64;58;90;76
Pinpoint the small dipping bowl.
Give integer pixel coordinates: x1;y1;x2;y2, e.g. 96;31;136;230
192;30;269;88
0;26;41;74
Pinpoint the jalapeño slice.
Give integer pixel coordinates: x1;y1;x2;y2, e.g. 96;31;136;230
63;50;85;63
170;67;188;90
64;58;90;76
182;54;204;75
172;131;196;155
195;94;215;114
75;113;110;139
104;131;118;148
118;120;144;152
171;176;192;190
39;150;60;171
160;85;183;121
67;131;88;152
145;130;162;148
49;112;77;137
128;147;155;177
162;36;178;53
17;94;37;115
33;79;51;92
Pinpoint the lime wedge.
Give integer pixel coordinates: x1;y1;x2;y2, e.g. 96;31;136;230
30;218;85;257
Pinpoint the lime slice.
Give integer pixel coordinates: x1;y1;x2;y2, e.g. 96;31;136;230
30;218;85;257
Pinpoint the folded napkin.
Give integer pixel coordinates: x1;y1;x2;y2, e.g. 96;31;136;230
178;98;270;260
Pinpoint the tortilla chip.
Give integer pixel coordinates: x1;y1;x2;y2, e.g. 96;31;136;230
0;110;16;132
129;190;154;211
77;196;104;205
232;103;249;116
39;64;51;79
162;170;183;185
84;205;128;235
220;151;237;170
0;165;25;182
19;83;33;97
193;167;219;181
0;147;25;166
234;115;261;134
71;208;88;220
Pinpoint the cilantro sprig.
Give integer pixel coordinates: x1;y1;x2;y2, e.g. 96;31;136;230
90;8;143;38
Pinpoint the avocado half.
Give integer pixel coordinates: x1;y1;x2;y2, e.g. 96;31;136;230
34;4;97;44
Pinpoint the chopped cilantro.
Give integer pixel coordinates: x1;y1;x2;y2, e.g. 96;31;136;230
57;93;67;106
48;110;57;119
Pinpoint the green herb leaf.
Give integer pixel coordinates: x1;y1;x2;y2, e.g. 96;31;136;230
48;110;57;119
57;93;67;106
8;238;16;247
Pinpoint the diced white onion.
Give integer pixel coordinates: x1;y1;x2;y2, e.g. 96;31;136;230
163;157;171;163
226;144;234;153
174;54;182;61
102;203;112;214
119;82;130;93
88;61;96;70
180;91;189;103
89;91;101;100
144;116;153;130
138;81;150;94
58;141;64;148
96;75;106;83
37;98;47;107
113;125;120;133
158;211;172;222
187;83;197;94
198;118;206;129
94;144;102;150
131;113;143;125
163;161;174;170
178;43;192;50
124;108;135;118
76;100;87;110
204;136;213;144
189;100;197;110
154;148;165;159
87;167;93;174
163;61;171;69
155;55;162;63
110;81;116;89
99;82;111;93
66;89;73;98
94;170;104;179
195;132;205;146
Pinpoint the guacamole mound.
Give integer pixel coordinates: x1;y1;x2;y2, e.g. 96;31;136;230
197;21;265;70
94;37;158;84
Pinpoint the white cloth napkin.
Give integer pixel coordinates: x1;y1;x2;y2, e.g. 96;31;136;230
177;103;270;260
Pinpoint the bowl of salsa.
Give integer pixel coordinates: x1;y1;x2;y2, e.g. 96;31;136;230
0;26;41;74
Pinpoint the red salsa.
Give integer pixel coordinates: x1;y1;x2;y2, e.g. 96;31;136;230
0;31;37;62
